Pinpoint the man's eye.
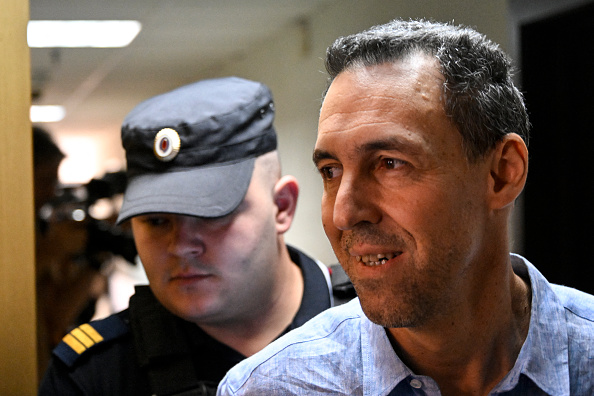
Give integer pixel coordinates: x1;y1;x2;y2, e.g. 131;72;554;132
381;158;405;169
319;166;342;181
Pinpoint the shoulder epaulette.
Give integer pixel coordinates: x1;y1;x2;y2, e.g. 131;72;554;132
53;312;130;367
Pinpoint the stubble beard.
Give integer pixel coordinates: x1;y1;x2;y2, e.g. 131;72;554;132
338;225;450;329
352;275;438;328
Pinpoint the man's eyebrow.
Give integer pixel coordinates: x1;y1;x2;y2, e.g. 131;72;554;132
358;136;422;156
312;149;336;166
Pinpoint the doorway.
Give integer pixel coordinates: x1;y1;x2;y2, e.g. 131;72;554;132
521;2;594;294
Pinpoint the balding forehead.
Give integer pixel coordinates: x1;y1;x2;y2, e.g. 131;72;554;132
320;56;444;120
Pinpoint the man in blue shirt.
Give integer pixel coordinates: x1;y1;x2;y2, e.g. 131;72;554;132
217;19;594;395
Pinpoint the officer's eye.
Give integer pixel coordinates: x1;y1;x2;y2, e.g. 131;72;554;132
140;215;169;227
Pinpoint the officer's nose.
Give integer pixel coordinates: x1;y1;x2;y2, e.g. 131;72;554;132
167;216;206;258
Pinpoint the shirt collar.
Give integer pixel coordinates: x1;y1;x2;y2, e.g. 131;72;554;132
493;254;570;395
358;303;410;395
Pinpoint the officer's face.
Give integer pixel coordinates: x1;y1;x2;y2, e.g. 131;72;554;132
131;159;284;327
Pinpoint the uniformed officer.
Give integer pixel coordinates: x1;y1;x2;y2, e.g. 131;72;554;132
38;77;334;395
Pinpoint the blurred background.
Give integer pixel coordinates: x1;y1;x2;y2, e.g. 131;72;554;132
27;0;594;375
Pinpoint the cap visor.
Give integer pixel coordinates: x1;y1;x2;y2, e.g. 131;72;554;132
117;158;255;224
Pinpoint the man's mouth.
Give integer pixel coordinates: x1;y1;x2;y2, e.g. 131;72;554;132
171;270;211;280
355;252;398;266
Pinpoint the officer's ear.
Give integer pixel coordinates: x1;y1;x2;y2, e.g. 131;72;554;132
273;175;299;234
487;133;528;210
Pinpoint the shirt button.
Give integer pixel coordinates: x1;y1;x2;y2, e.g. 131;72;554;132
410;379;423;389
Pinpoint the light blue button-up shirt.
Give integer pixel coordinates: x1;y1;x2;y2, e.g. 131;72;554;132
217;255;594;395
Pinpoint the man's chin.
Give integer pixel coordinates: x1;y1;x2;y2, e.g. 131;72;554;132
355;291;418;329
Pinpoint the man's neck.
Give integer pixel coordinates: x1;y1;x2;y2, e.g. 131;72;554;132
200;245;304;357
387;263;532;396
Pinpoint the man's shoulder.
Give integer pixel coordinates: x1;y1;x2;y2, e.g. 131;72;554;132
52;310;132;368
218;299;366;394
291;297;364;337
517;254;594;326
550;284;594;343
551;283;594;321
272;298;365;354
523;254;594;347
548;285;594;393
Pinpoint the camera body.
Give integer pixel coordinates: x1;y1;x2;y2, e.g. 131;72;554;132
38;171;137;270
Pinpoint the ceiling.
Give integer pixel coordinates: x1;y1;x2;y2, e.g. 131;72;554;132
29;0;334;137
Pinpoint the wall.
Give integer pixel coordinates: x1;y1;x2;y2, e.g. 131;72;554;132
0;0;38;393
208;0;509;264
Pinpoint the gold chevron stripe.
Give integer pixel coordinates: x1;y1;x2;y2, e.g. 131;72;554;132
80;323;104;343
63;333;86;355
62;324;105;355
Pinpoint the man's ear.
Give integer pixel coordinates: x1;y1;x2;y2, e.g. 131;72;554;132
273;175;299;234
488;133;528;210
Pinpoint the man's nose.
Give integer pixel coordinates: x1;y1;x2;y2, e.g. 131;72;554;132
167;217;206;257
332;174;381;230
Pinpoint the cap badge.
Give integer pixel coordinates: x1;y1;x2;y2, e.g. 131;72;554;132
154;128;181;162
